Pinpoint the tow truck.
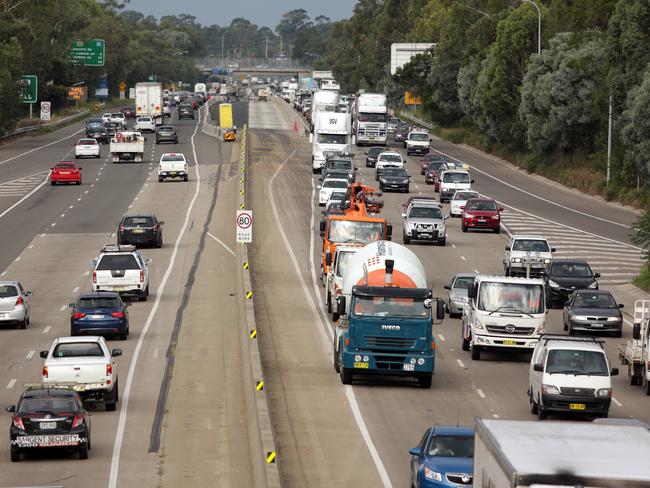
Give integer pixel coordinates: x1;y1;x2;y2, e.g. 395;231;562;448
618;300;650;394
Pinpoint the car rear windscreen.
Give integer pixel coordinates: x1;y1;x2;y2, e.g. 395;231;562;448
52;342;104;357
0;285;18;298
78;297;120;309
123;216;154;227
96;255;140;270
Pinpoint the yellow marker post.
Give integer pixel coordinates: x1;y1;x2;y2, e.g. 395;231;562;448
266;451;276;464
249;329;257;339
242;262;249;270
256;380;264;391
245;291;253;300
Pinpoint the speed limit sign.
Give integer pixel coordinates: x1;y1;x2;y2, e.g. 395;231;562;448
40;101;51;121
236;210;253;243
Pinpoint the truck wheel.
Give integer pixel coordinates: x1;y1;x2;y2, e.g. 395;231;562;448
158;177;164;182
461;223;467;233
340;368;352;385
494;226;501;234
183;175;189;182
333;345;340;373
10;447;20;462
614;328;622;338
568;324;575;336
438;237;446;246
461;336;470;351
504;267;511;277
418;375;432;389
470;345;481;361
537;400;547;420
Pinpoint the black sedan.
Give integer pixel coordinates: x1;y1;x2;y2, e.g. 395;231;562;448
7;386;91;462
104;122;119;138
86;125;109;144
70;292;129;340
394;123;410;143
379;167;410;193
155;125;178;144
365;146;384;168
545;259;600;307
117;214;164;248
563;290;624;337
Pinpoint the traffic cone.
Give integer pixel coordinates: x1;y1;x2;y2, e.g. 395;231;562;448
293;121;298;132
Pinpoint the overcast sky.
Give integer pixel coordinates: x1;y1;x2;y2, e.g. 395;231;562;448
125;0;355;29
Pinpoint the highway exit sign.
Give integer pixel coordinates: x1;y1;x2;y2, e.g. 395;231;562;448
18;75;37;104
68;39;105;66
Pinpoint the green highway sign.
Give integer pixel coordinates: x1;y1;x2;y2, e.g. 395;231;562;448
68;39;105;66
18;75;37;104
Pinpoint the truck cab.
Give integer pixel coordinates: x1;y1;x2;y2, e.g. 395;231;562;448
462;275;547;360
353;93;388;146
325;246;359;321
310;112;352;173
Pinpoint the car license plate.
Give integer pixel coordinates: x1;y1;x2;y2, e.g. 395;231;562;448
354;362;368;369
133;229;145;234
72;385;86;392
502;340;517;346
419;234;431;239
113;287;125;292
60;171;70;175
39;422;57;430
591;323;604;328
569;403;586;410
170;172;177;176
402;363;415;371
478;219;487;222
90;314;104;319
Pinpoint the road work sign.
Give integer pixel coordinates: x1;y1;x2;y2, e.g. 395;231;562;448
236;210;253;243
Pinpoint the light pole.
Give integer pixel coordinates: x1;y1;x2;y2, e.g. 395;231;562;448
221;32;226;65
607;95;613;184
278;33;283;57
265;37;269;60
521;0;541;54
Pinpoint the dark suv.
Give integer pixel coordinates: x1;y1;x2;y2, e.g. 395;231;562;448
545;259;600;307
178;102;194;120
117;214;164;248
70;292;130;340
155;125;178;144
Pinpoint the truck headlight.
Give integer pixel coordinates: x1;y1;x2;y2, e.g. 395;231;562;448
363;355;369;362
511;257;522;263
417;358;425;365
424;467;442;481
542;384;560;395
548;280;559;289
354;354;362;362
596;388;612;398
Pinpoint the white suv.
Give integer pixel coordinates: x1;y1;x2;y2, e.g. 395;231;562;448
110;113;127;128
92;245;150;301
375;151;404;180
134;116;155;132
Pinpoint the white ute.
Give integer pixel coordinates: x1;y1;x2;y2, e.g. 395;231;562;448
109;131;144;163
405;130;431;155
158;153;189;182
40;336;122;411
91;244;150;301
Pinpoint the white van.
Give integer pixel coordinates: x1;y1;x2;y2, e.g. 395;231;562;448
439;170;473;202
528;335;618;420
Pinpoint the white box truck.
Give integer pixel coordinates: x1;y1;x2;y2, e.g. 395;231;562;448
310;111;351;173
474;418;650;487
353;93;388;146
135;82;164;126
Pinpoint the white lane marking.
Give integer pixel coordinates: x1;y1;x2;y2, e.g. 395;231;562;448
50;223;56;227
451;243;456;248
84;190;89;194
207;232;236;257
460;256;466;261
473;269;479;273
268;150;394;487
109;105;204;488
84;270;90;276
73;286;80;293
59;305;66;312
492;413;500;419
430;146;633;229
0;128;84;166
456;359;465;369
43;326;51;333
6;379;16;389
0;172;50;222
438;334;446;341
612;397;623;407
0;271;5;276
476;388;486;399
28;244;33;249
15;257;20;262
77;197;82;201
153;348;159;359
26;350;35;360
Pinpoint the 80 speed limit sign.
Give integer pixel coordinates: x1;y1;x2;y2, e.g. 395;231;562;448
236;210;253;243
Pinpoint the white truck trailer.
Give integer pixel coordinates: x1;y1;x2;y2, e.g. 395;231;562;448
619;299;650;394
310;111;352;173
353;93;388;146
135;82;164;126
310;89;339;132
474;418;650;487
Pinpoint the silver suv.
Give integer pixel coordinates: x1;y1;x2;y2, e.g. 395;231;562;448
504;235;555;277
402;198;447;245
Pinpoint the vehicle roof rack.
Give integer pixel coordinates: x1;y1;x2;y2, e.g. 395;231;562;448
538;334;605;346
101;244;136;253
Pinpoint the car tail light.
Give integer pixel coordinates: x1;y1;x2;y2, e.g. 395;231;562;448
42;366;48;378
119;225;125;232
152;224;159;231
15;296;24;306
111;311;125;318
73;312;86;319
106;364;112;376
12;416;25;430
71;414;84;429
92;272;97;284
140;270;144;282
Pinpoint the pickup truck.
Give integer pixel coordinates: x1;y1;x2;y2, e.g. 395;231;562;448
109;131;145;163
40;336;122;411
158;152;189;182
405;130;431;155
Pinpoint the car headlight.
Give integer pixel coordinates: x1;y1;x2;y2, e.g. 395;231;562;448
379;179;387;183
511;257;522;263
588;281;598;289
424;467;442;482
570;314;588;321
596;388;612;398
320;191;328;198
607;316;621;322
548;280;559;288
544;258;551;264
402;179;409;184
465;213;474;219
542;384;560;395
491;214;500;219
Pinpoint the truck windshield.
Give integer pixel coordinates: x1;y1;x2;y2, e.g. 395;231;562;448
328;220;384;244
443;172;470;183
545;350;608;376
352;296;430;318
318;134;347;144
477;282;544;314
512;239;550;252
410;133;428;141
358;113;387;123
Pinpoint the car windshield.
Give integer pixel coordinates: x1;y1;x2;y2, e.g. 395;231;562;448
123;216;154;227
466;200;497;211
383;168;407;178
478;282;545;314
453;192;479;201
443;172;470;183
88;126;105;132
379;154;402;163
323;180;348;189
336;251;355;278
111;113;123;118
574;293;617;308
427;162;446;173
96;254;140;270
453;277;475;289
409;206;442;219
551;263;593;278
327;161;352;171
545;349;608;376
78;139;97;145
329;192;345;202
368;147;383;157
352;296;430;318
0;285;18;298
78;297;120;309
317;134;348;144
162;155;185;162
512;239;550;252
19;396;78;415
427;435;475;457
328;220;384;244
357;113;387;122
158;126;174;132
410;133;428;141
52;342;104;357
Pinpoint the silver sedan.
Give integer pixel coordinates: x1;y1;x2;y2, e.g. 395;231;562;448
0;281;32;329
444;273;477;318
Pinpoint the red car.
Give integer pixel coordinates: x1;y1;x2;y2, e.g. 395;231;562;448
50;162;82;185
461;198;503;233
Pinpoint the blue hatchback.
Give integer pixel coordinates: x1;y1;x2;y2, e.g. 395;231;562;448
70;292;129;340
409;426;474;487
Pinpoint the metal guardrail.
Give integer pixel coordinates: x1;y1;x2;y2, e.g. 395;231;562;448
0;109;90;141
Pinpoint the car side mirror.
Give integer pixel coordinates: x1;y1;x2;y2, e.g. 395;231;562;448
444;285;451;290
146;258;152;264
320;221;326;233
125;302;131;307
633;323;641;340
594;272;601;278
401;213;406;218
498;207;504;212
610;368;619;376
467;283;477;299
618;303;624;308
92;258;97;267
26;291;32;297
40;351;48;359
336;296;346;317
78;167;83;170
505;245;510;251
325;253;332;266
429;138;432;142
436;300;445;320
471;179;475;184
111;349;123;357
69;303;75;308
533;363;543;372
444;215;449;220
6;405;16;413
409;447;422;457
460;206;465;210
551;248;556;253
317;185;321;189
159;221;165;225
386;224;393;239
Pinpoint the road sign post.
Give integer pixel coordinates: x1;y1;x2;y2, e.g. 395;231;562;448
236;210;253;243
68;39;105;66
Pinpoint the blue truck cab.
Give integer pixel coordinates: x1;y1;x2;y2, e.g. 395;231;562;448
334;285;445;388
